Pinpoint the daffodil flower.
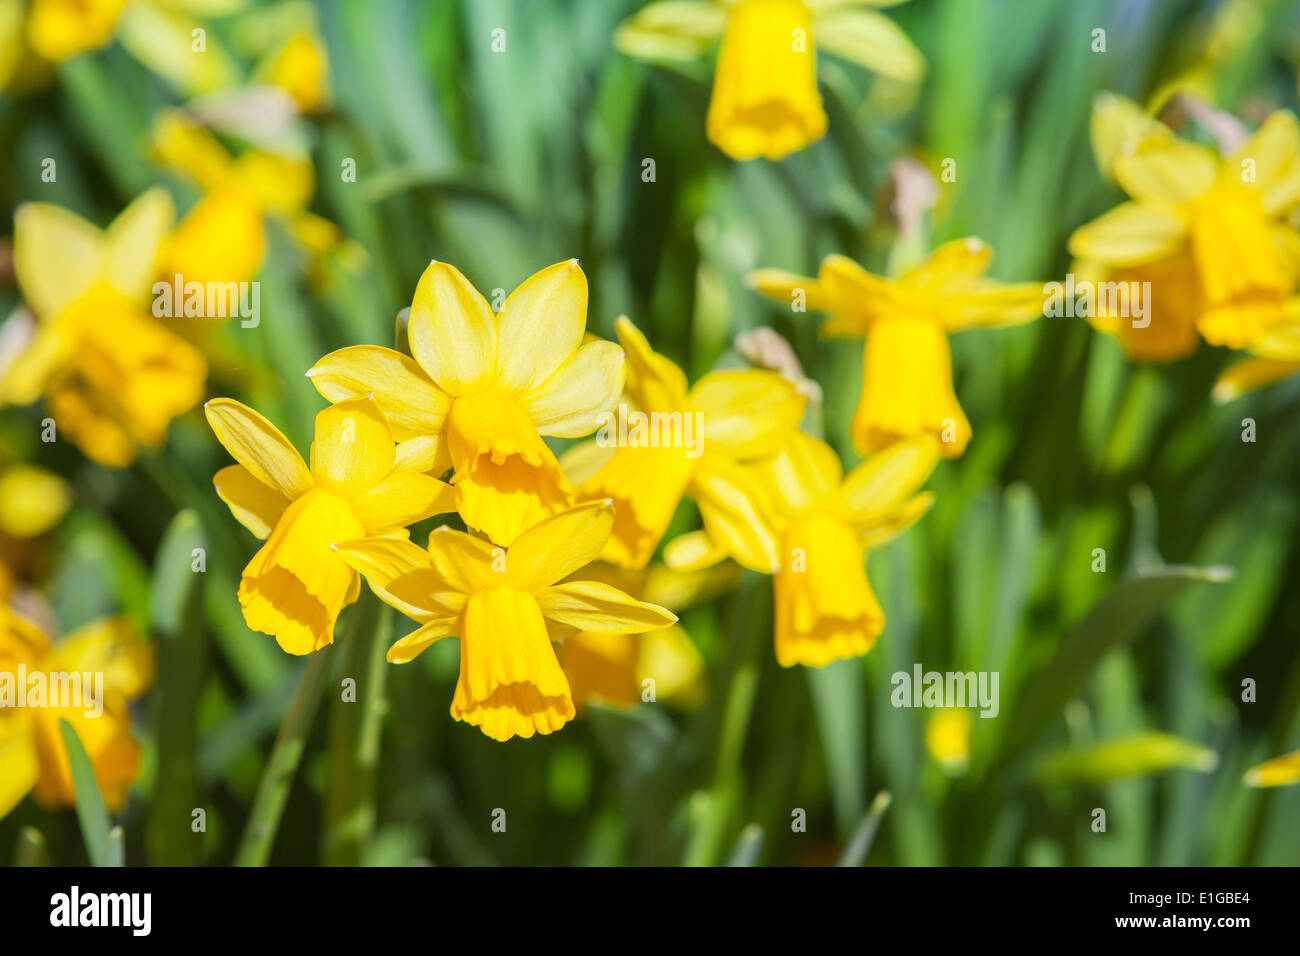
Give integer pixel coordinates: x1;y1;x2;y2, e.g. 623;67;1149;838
308;259;625;547
615;0;924;161
668;432;937;667
556;560;733;711
1243;748;1300;788
750;238;1043;458
0;188;207;467
0;608;153;818
0;462;70;598
152;108;333;289
334;500;678;741
24;0;237;94
564;316;806;570
1071;106;1300;351
1211;317;1300;402
205;397;456;655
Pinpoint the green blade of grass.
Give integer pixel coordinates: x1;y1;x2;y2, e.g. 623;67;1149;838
234;647;333;866
725;824;764;866
58;719;114;867
146;509;206;866
838;790;892;866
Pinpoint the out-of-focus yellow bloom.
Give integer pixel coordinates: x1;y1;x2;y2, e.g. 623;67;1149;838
152;108;328;288
0;462;70;598
336;500;677;741
1243;748;1300;787
260;30;328;113
309;260;625;547
567;317;806;570
1212;317;1300;401
0;0;24;89
616;0;924;161
205;397;455;655
556;560;732;710
751;238;1042;458
0;607;153;818
0;189;207;467
668;432;937;667
25;0;125;62
1071;103;1300;352
925;708;971;775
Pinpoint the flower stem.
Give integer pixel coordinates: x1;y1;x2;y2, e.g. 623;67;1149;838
234;646;332;867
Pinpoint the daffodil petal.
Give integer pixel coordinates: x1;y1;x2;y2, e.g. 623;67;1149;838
407;261;497;395
535;580;678;633
841;435;939;524
205;398;313;501
1113;139;1217;205
104;187;173;302
496;259;588;392
214;464;290;539
692;459;781;573
689;369;806;458
310;399;395;499
0;716;39;818
858;491;934;549
1089;91;1170;181
613;0;726;62
746;268;834;311
13;202;102;318
333;536;461;622
812;7;925;83
1068;202;1187;267
426;526;503;593
386;619;458;663
946;281;1048;331
615;316;690;409
307;345;451;440
662;529;729;571
1230;111;1300;215
757;431;843;510
523;339;625;438
1211;356;1300;403
906;237;991;294
506;499;616;592
350;472;456;531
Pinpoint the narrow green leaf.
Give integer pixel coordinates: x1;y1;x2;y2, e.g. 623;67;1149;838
1037;732;1218;784
58;719;113;867
14;827;47;867
725;824;764;867
838;790;892;866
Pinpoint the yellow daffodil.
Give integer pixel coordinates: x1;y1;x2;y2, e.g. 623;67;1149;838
750;238;1043;458
152;108;332;289
0;462;70;598
925;708;971;776
335;500;678;741
669;432;937;667
1212;317;1300;401
0;188;207;467
615;0;924;161
205;396;456;655
1071;104;1300;352
259;30;329;113
1243;748;1300;788
556;560;733;711
309;259;625;547
0;607;153;818
564;316;806;570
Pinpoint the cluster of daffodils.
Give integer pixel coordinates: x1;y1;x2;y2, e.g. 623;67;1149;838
1071;93;1300;399
204;249;989;740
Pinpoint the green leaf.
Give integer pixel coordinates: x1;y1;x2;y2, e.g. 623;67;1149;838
838;790;892;866
1000;563;1233;762
807;659;867;834
725;823;764;866
58;719;114;867
1037;732;1218;784
146;510;206;866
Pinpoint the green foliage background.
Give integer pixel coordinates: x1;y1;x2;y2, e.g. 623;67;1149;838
2;0;1299;865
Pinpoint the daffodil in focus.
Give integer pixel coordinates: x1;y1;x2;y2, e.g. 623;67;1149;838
565;316;806;570
0;188;207;467
1071;102;1300;352
0;607;153;818
152;108;335;289
668;432;937;667
335;500;678;741
615;0;924;161
309;259;624;547
1243;748;1300;788
750;239;1043;458
556;560;734;710
206;397;455;655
